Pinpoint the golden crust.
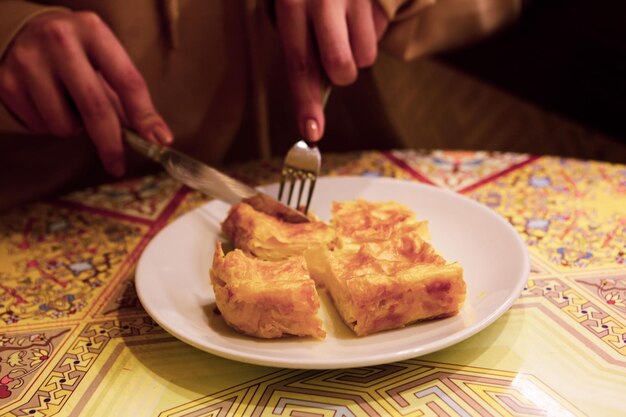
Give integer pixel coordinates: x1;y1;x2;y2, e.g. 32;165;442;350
214;198;466;338
313;200;446;282
306;245;465;336
307;199;466;336
222;202;335;261
210;242;325;339
331;199;430;248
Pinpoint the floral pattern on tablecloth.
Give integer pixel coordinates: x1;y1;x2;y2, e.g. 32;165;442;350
467;157;626;271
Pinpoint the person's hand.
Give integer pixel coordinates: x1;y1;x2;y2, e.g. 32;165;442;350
275;0;389;142
0;11;172;176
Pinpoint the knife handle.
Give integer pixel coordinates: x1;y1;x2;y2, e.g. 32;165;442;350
123;129;165;162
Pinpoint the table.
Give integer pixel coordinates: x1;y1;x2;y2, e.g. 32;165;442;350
0;149;624;416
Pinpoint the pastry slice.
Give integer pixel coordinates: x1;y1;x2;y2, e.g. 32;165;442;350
222;202;335;261
306;242;466;336
211;242;325;339
331;199;431;249
307;199;466;336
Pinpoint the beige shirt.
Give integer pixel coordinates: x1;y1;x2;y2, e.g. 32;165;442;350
0;0;521;210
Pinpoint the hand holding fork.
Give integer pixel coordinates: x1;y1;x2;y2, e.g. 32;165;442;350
277;81;331;215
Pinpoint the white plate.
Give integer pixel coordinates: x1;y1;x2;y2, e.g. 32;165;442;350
135;176;529;369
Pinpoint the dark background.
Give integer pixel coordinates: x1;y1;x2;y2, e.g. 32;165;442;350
439;0;626;142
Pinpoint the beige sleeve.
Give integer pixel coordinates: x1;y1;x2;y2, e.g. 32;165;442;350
0;1;69;133
376;0;523;61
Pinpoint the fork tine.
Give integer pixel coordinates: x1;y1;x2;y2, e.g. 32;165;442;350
304;177;316;214
278;169;288;200
295;176;306;209
286;174;297;205
277;140;321;214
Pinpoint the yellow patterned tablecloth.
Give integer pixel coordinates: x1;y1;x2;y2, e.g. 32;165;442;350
1;150;625;417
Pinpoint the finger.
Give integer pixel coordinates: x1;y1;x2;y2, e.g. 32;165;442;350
47;31;125;176
372;1;389;40
77;12;172;145
98;72;129;126
0;68;46;133
276;0;325;141
19;59;82;137
346;0;378;68
310;1;357;85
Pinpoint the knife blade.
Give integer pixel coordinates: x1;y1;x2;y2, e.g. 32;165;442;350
124;129;310;223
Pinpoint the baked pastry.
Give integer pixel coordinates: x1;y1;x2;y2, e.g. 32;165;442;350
306;199;466;336
210;242;325;339
221;202;335;261
214;198;465;338
305;242;465;336
331;199;431;248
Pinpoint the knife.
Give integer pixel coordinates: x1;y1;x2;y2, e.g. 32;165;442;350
124;129;310;223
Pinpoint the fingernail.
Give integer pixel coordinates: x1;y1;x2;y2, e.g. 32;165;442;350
152;125;173;145
305;119;321;142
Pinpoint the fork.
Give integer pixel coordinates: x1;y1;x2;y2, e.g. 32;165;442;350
277;81;331;214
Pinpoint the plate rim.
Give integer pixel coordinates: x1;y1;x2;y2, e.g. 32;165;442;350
135;175;530;369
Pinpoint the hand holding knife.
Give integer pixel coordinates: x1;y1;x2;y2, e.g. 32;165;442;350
124;129;310;224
